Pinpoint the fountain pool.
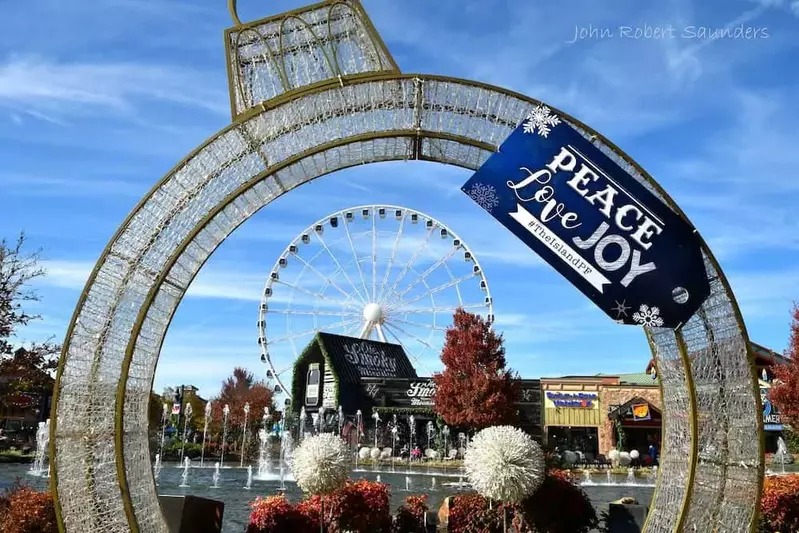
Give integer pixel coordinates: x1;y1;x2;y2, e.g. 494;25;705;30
2;463;655;533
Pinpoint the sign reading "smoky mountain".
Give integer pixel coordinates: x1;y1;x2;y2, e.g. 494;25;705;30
342;341;398;377
461;105;709;328
406;381;436;406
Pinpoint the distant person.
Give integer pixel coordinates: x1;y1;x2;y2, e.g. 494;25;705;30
649;442;658;465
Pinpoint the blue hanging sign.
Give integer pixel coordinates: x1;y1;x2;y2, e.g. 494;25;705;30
462;105;710;328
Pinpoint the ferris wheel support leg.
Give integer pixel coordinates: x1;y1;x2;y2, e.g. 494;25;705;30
375;324;387;343
359;322;374;340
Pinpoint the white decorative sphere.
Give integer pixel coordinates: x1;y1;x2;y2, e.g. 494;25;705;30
370;447;381;460
630;450;640;460
358;447;371;460
291;434;349;495
608;449;620;463
380;449;391;460
464;426;545;503
562;450;578;465
619;452;632;466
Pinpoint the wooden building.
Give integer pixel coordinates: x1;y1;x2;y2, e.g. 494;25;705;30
290;333;542;440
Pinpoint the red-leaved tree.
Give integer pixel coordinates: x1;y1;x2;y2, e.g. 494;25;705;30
770;304;799;427
432;309;519;429
212;367;275;428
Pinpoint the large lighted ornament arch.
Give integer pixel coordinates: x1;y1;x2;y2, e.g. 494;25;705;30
49;1;764;532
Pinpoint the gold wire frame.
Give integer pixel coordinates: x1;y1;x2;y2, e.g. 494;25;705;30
48;1;763;532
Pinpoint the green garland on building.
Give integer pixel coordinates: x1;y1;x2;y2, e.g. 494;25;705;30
290;333;341;415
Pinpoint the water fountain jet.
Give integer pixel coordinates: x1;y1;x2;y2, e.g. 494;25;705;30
30;420;50;477
179;403;193;464
158;403;169;464
777;436;789;474
220;404;230;468
153;453;162;485
179;457;191;487
240;402;250;468
245;465;253;489
372;411;381;448
200;401;212;467
211;462;221;488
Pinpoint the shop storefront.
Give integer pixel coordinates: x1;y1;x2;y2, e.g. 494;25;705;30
541;377;605;457
599;373;661;457
356;377;542;441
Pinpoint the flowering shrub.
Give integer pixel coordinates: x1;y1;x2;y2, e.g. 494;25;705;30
411;447;422;460
521;468;598;533
447;469;597;533
393;494;429;533
247;479;391;533
0;480;58;533
247;495;310;533
447;494;506;533
759;474;799;533
325;479;392;532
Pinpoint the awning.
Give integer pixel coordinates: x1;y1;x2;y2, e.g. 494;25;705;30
608;397;661;422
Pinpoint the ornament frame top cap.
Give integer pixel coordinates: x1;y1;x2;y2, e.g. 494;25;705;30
224;0;400;120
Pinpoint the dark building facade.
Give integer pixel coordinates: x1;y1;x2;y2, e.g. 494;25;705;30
291;333;542;440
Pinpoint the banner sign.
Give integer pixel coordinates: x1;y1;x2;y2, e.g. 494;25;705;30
171;403;181;415
632;404;651;421
760;381;783;431
546;391;597;408
461;106;710;328
342;341;399;377
406;381;436;406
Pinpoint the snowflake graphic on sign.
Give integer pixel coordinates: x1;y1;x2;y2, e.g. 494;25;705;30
633;304;664;328
467;182;500;211
522;105;561;137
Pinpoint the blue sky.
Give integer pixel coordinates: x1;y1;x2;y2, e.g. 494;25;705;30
1;0;798;400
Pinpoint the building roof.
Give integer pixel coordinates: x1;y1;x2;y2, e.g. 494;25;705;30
615;372;658;386
589;372;657;386
751;342;789;366
303;332;418;385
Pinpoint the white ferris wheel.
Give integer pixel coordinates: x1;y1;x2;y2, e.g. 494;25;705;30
257;205;494;399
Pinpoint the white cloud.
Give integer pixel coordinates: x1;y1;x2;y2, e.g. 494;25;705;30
0;55;228;121
0;174;147;198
